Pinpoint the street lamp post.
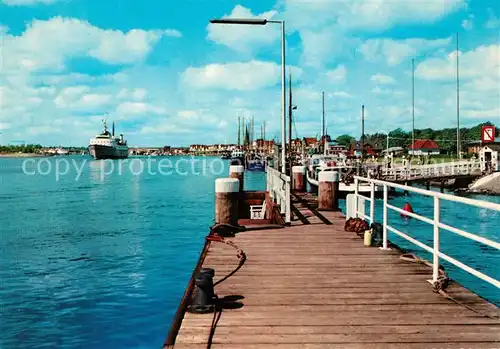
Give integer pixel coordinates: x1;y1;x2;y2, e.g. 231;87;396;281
210;18;286;173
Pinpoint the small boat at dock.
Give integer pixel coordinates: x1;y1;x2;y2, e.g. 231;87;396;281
230;150;245;167
306;154;379;194
246;153;266;172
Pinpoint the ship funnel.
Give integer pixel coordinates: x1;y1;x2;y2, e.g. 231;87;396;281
112;121;115;136
120;134;124;142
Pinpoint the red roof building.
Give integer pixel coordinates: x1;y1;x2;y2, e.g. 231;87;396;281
409;139;441;155
303;137;317;147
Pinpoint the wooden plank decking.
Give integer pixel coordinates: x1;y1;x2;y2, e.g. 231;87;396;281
172;193;500;349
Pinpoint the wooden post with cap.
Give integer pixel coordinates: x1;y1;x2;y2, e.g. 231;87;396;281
318;171;339;211
215;178;239;225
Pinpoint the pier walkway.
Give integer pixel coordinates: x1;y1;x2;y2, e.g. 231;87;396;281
170;193;500;349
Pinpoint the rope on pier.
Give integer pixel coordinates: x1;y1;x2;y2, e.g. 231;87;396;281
205;232;247;349
400;253;499;320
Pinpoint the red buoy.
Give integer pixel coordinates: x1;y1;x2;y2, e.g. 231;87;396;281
401;202;414;218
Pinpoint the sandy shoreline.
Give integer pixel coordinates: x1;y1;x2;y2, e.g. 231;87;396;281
0;153;51;158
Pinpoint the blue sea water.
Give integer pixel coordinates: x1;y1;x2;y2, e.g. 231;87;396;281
0;156;498;349
0;156;265;349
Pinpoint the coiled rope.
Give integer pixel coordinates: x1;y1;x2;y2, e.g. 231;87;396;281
204;233;247;349
399;253;498;320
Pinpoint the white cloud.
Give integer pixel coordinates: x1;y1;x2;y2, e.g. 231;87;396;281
326;65;347;83
485;8;500;29
1;17;180;73
329;91;352;98
54;86;111;111
181;60;302;91
27;125;62;135
416;44;500;81
115;102;166;116
140;123;193;135
1;0;61;5
207;5;279;53
117;88;148;101
359;37;451;66
299;29;357;68
462;108;500;119
284;0;466;32
371;86;404;97
371;74;396;84
461;14;474;30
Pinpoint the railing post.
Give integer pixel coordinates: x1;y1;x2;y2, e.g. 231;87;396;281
432;196;440;284
354;177;359;218
381;184;389;250
369;182;375;224
285;179;291;224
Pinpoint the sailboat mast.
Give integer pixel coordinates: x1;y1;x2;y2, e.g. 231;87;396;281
412;58;415;154
263;121;266;154
322;92;326;155
251;115;254;149
289;73;292;155
456;32;461;159
361;105;365;160
241;116;245;149
322;92;325;139
237;115;241;147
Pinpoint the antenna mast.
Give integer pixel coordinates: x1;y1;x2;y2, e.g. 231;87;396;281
412;58;415;155
237;115;241;147
456;32;461;159
361;105;365;161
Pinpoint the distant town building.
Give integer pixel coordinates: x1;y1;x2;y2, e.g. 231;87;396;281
303;137;317;149
408;139;441;156
254;139;275;151
479;144;500;172
326;140;346;155
349;141;376;157
467;138;500;154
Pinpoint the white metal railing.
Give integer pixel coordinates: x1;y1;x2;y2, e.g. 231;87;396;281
381;160;482;181
353;175;500;288
266;166;291;223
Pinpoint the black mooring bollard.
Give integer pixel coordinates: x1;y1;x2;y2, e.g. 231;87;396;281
199;268;215;299
188;268;216;314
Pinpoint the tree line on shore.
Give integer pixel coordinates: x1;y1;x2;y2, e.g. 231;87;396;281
334;122;498;154
1;122;498;154
0;145;87;154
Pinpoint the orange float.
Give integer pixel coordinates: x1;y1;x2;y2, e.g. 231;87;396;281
401;202;414;219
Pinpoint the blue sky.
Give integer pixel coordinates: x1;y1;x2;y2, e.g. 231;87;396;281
0;0;499;147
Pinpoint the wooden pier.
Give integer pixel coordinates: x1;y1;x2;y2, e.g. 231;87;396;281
168;192;500;349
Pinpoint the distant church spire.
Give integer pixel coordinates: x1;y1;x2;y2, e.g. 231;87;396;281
244;125;250;147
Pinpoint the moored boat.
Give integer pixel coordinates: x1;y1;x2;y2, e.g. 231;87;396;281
230;150;245;167
306;154;380;194
246;153;266;172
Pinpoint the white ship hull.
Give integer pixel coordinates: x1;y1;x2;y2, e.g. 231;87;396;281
306;171;379;193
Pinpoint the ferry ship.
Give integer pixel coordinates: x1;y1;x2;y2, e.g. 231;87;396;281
88;120;129;160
